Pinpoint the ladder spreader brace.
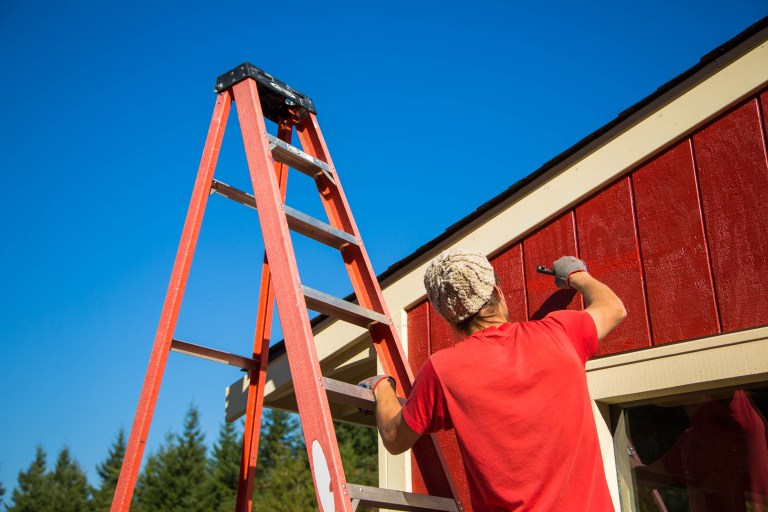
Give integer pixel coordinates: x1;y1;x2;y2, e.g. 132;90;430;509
111;63;464;512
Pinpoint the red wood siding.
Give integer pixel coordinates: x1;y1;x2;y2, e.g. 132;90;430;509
522;212;583;320
406;301;430;495
576;177;650;354
406;302;467;502
404;87;768;507
633;140;719;343
694;99;768;332
407;301;430;375
490;243;528;323
428;303;461;351
762;90;768;135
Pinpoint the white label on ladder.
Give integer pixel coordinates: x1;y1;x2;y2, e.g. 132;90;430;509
311;440;336;512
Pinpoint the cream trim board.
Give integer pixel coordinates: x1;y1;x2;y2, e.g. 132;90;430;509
587;326;768;372
610;409;635;512
397;308;413;493
587;326;768;403
593;401;620;512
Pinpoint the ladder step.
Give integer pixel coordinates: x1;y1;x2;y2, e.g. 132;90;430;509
284;205;358;249
323;378;406;412
170;339;259;370
210;180;358;249
210;179;256;208
303;286;388;328
267;134;335;184
348;484;460;512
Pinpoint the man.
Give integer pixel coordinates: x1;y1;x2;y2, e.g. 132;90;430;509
360;249;626;511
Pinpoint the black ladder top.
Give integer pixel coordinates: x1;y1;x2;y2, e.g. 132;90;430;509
214;63;316;123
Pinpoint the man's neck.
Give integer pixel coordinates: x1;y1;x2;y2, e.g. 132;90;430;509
467;313;509;335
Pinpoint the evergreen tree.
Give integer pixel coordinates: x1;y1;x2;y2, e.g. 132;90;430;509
49;446;92;512
132;437;169;512
335;421;378;487
204;421;242;511
0;477;6;508
8;446;51;512
91;428;126;511
256;409;298;473
251;410;316;511
132;405;209;512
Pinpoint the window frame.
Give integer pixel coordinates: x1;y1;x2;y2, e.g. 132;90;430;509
585;326;768;510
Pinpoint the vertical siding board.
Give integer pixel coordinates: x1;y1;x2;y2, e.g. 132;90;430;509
429;304;461;352
406;301;430;374
426;305;471;508
436;430;471;510
406;302;430;497
761;91;768;137
575;177;651;354
410;454;427;495
694;99;768;332
490;243;528;323
632;140;719;344
523;212;583;320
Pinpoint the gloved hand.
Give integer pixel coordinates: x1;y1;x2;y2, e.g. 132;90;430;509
357;375;396;416
553;256;589;289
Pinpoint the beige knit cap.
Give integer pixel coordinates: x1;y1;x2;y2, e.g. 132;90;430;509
423;248;496;324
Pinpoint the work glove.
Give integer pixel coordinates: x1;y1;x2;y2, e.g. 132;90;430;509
553;256;589;289
357;375;396;416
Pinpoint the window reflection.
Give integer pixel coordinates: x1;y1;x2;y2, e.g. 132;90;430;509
621;386;768;512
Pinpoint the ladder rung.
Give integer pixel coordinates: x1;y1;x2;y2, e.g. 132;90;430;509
323;378;405;411
303;286;388;328
267;134;335;184
285;205;358;249
170;339;260;371
210;179;256;208
209;180;357;249
324;377;373;410
348;484;460;512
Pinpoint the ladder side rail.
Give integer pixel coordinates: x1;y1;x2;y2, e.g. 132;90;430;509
295;118;414;390
298;115;463;505
111;92;233;512
295;117;384;313
235;119;293;512
232;79;354;512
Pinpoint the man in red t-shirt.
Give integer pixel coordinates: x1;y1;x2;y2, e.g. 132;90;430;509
360;250;626;511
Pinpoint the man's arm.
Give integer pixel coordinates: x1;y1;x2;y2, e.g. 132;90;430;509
568;272;626;340
371;379;421;455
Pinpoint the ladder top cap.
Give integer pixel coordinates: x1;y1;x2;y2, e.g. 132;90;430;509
214;62;316;123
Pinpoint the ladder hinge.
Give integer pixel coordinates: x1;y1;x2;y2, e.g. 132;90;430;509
214;63;316;123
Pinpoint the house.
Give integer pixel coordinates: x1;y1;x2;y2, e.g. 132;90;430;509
227;17;768;511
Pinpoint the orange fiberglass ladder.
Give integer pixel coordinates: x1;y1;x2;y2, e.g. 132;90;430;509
111;63;463;512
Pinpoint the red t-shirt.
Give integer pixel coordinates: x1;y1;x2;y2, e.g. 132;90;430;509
402;310;613;511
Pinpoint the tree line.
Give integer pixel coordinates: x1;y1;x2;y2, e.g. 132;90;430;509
3;406;377;511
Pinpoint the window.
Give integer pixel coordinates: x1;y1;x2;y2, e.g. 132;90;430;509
612;384;768;511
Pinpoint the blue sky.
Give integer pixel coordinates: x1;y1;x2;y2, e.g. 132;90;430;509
0;0;765;498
